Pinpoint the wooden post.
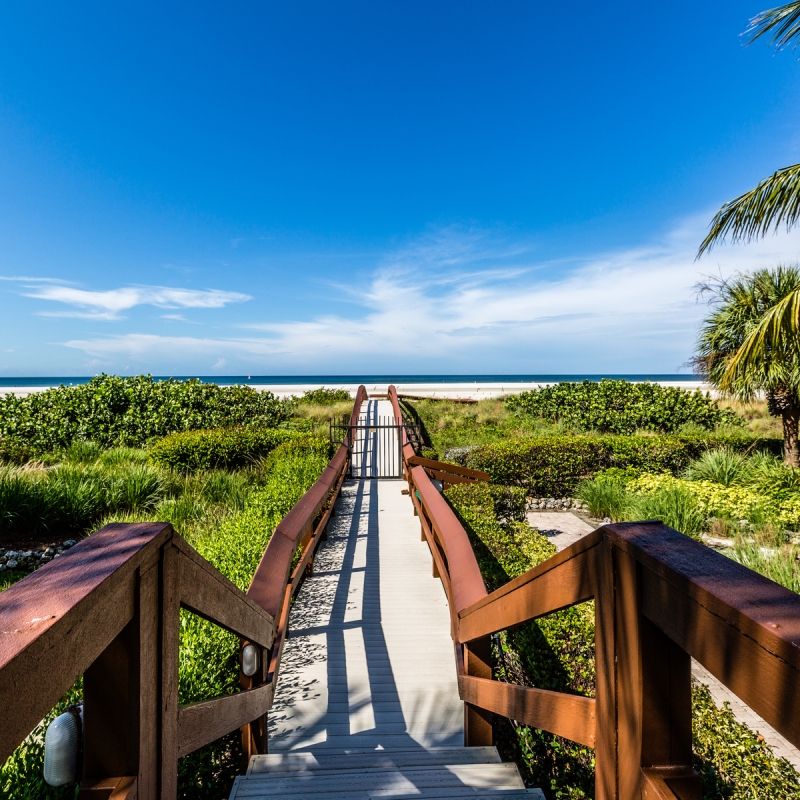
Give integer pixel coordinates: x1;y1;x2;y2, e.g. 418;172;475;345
240;640;269;767
82;558;161;800
464;637;492;746
613;546;700;800
160;545;180;800
594;539;617;800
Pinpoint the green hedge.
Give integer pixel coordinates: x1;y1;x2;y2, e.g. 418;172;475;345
0;375;286;452
445;482;800;799
465;434;775;497
149;428;331;471
504;379;741;434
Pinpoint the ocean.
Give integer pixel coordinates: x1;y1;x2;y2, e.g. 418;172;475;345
0;374;702;387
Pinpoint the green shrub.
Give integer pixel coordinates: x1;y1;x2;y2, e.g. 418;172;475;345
149;428;328;472
0;375;286;451
465;434;770;498
693;682;800;799
0;439;34;465
504;380;741;434
299;387;351;405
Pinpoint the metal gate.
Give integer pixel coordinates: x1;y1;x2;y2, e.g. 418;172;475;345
330;414;419;479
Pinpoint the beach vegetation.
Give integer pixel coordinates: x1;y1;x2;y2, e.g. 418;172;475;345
693;266;800;465
0;374;286;453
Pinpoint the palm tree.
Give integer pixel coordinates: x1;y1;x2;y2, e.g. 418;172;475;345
695;3;800;460
694;266;800;465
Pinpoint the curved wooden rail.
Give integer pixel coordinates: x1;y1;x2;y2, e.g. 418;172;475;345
389;384;800;800
0;386;367;800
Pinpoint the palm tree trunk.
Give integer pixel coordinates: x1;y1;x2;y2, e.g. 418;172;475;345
784;408;800;467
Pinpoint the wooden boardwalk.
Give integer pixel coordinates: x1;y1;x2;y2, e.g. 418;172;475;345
266;476;464;751
230;398;543;798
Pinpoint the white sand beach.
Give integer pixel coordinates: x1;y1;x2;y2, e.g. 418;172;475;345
0;380;716;399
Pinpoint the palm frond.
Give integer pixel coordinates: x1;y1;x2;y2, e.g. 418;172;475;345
721;287;800;390
746;1;800;50
697;163;800;257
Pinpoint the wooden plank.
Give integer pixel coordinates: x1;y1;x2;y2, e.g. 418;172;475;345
159;543;180;800
77;776;138;800
463;638;492;746
247;446;348;617
458;674;596;748
0;523;172;764
616;547;643;800
408;455;490;481
137;562;159;800
177;545;274;646
607;521;800;672
594;539;617;800
643;566;800;750
425;468;484;486
458;543;599;643
412;465;487;614
641;767;700;800
177;683;274;757
0;555;132;762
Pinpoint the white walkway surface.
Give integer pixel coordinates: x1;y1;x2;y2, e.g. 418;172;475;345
268;478;464;752
350;400;403;479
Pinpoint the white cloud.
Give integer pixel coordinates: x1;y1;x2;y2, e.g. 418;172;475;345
59;218;800;372
19;284;251;320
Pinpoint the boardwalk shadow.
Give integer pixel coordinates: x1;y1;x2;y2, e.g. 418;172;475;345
269;477;470;790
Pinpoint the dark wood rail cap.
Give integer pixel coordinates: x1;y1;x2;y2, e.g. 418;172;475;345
411;465;487;613
606;521;800;671
0;522;173;668
247;386;366;617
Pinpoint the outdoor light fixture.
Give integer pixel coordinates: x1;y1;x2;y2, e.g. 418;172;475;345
431;479;444;493
43;704;82;786
241;644;259;677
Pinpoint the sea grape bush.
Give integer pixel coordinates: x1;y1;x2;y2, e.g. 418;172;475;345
465;434;772;497
504;380;741;434
299;387;351;405
148;428;330;472
0;375;286;451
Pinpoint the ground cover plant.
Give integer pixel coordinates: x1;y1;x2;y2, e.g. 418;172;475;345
0;375;286;453
504;380;741;435
576;448;800;534
445;482;800;800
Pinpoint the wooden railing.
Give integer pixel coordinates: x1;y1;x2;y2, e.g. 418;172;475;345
0;386;367;800
389;384;800;800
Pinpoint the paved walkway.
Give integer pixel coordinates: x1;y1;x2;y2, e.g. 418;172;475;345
268;478;463;751
528;510;800;770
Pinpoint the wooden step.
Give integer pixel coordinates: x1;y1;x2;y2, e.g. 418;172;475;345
247;746;502;774
231;761;540;799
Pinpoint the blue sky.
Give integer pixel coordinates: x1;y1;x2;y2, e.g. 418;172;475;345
2;1;800;376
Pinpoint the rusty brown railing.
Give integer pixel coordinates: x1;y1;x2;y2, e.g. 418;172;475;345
0;386;367;800
389;384;800;800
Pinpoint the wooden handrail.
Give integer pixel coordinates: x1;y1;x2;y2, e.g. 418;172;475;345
0;385;367;799
387;383;800;800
